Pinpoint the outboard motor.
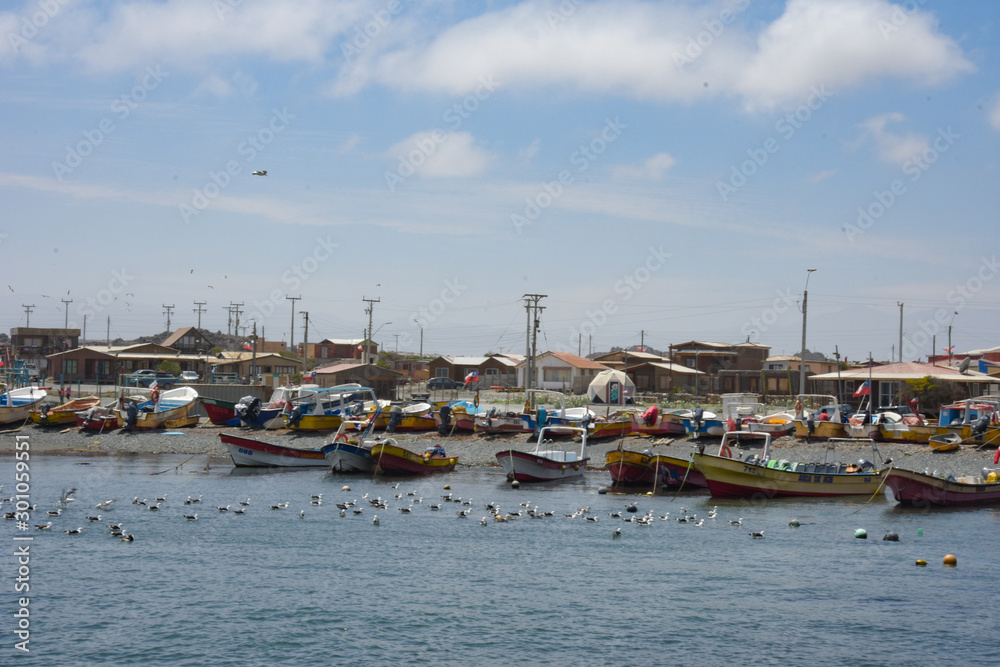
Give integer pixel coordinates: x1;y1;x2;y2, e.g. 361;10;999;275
40;403;51;418
124;400;139;431
438;405;453;436
692;407;704;433
82;406;97;426
805;414;816;442
387;405;403;433
287;404;304;428
973;415;989;437
235;396;262;425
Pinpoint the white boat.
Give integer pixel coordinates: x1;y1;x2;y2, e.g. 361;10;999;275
520;389;595;434
0;386;47;425
720;393;794;437
323;395;397;473
115;386;198;430
495;424;589;483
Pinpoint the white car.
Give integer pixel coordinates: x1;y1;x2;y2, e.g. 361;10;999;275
179;371;200;383
24;363;39;379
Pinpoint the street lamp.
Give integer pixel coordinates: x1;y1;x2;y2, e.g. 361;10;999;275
367;322;391;364
799;268;817;396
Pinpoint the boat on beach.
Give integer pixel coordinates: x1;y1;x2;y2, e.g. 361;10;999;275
681;408;725;437
115;386;198;430
628;405;686;436
605;447;708;489
929;433;961;452
370;441;458;475
199;395;240;426
30;395;100;425
0;386;47;425
587;412;634;439
692;432;884;498
876;398;1000;444
76;402;121;431
884;467;1000;506
495;424;589;483
219;431;328;467
432;400;484;433
475;409;533;434
791;394;851;441
282;384;369;431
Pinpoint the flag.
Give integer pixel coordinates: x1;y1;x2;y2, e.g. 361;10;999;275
464;371;479;385
853;379;870;397
994;444;999;465
243;342;253;351
149;380;158;391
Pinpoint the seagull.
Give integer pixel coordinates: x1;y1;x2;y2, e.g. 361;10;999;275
86;515;102;522
239;499;251;506
148;504;160;511
398;507;411;513
457;509;471;518
480;517;488;525
372;515;379;526
233;509;247;515
750;531;765;538
339;509;346;517
252;170;267;176
47;509;62;516
120;533;135;542
35;522;52;530
730;518;743;526
184;514;199;521
613;527;622;539
429;504;441;510
64;527;84;535
299;510;305;518
310;494;323;500
217;506;230;512
95;499;116;509
585;516;599;522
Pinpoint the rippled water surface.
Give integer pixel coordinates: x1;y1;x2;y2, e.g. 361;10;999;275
5;454;1000;666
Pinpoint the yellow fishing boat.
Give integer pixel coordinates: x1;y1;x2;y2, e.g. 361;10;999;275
370;442;457;475
29;395;100;425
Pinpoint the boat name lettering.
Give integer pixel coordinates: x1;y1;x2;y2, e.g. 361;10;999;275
238;448;253;456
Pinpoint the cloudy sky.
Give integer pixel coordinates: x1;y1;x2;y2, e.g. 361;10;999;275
2;0;997;363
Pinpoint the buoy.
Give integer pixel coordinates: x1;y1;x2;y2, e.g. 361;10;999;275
341;485;350;492
917;528;923;536
916;559;927;567
443;484;451;490
597;487;607;494
510;480;520;488
626;504;637;513
789;519;800;527
943;554;957;567
854;528;868;539
882;532;899;542
645;491;653;496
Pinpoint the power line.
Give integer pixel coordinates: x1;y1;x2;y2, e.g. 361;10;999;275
193;301;207;329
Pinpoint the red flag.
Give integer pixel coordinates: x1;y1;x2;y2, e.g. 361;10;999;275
994;445;999;465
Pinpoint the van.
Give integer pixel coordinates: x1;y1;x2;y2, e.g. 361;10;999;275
24;363;39;379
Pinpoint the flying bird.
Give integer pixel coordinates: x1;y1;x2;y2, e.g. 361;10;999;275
252;170;267;176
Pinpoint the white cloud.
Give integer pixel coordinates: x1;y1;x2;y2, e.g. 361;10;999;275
194;75;233;98
857;112;929;166
989;94;1000;130
518;138;541;164
807;169;838;184
387;130;492;179
611;152;677;181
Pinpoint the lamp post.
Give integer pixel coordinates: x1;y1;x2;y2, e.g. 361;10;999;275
367;322;391;364
799;268;817;396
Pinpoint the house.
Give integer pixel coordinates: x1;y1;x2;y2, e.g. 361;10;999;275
394;358;430;381
428;356;488;382
928;345;1000;366
160;326;213;353
763;355;839;375
311;363;405;399
47;343;212;382
302;338;377;362
517;351;609;394
808;361;997;409
257;337;288;354
668;341;771;393
626;360;705;393
10;327;80;372
211;352;301;383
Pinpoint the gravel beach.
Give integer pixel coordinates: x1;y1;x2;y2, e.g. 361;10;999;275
3;420;998;480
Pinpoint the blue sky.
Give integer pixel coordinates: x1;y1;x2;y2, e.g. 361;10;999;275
2;0;997;363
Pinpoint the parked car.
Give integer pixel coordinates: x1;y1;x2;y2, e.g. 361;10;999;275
23;363;39;379
427;377;464;390
129;370;177;388
179;371;200;383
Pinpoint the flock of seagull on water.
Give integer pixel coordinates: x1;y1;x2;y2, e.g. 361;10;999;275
3;482;765;541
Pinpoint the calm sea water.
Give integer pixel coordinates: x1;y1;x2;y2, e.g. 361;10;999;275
5;454;1000;666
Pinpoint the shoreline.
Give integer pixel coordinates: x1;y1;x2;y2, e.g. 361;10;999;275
3;422;997;478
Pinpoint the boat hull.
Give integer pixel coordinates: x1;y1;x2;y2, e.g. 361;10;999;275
650;453;708;488
323;442;375;473
199;396;239;426
692;452;883;498
587;421;633;440
628;415;685;436
495;450;588;482
792;419;851;441
75;411;118;431
475;414;531;434
884;468;1000;506
605;449;657;485
370;443;457;475
0;388;47;425
219;432;327;467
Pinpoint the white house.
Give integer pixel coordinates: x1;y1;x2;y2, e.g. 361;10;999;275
517;351;609;394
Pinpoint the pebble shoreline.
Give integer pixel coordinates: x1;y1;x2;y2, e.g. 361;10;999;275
3;422;997;480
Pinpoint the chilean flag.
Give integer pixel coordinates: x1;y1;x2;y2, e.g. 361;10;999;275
853;379;870;397
243;342;253;351
464;371;479;385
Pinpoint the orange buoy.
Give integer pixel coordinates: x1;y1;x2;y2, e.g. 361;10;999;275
943;554;957;567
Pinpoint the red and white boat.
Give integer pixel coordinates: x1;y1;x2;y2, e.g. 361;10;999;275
495;424;589;483
628;406;686;436
884;467;1000;506
475;410;532;434
219;432;327;467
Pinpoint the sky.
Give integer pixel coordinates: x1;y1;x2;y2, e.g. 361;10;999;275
1;0;998;364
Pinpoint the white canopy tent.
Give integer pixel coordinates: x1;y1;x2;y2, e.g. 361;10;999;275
587;369;636;404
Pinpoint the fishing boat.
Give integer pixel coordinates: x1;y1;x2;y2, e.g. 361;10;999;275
282;384;369;431
198;395;240;426
370;441;458;475
884;467;1000;506
475;409;533;434
587;413;634;439
322;405;397;473
791;394;851;440
929;433;961;452
519;389;595;435
681;408;725;437
605;447;707;489
29;395;100;425
877;398;1000;444
495;424;588;483
628;405;686;436
76;403;120;431
0;386;47;425
219;432;328;467
432;400;484;433
692;432;884;498
115;386;199;430
384;402;438;432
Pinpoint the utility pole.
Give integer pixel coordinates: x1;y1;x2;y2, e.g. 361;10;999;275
82;314;86;343
106;315;110;348
394;333;400;355
640;330;645;351
799;268;816;395
22;304;35;327
225;305;233;337
362;296;380;365
193;301;207;329
250;322;258;385
897;302;904;363
61;299;73;328
231;302;244;350
286;295;300;358
522;294;546;399
300;311;309;374
162;304;175;331
419;326;423;357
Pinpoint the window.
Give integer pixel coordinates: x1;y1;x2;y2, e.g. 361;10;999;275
543;368;570;383
685;359;696;368
484;368;499;377
435;368;449;378
64;359;78;375
96;360;111;377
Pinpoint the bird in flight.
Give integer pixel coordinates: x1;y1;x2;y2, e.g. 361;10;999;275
252;170;267;176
